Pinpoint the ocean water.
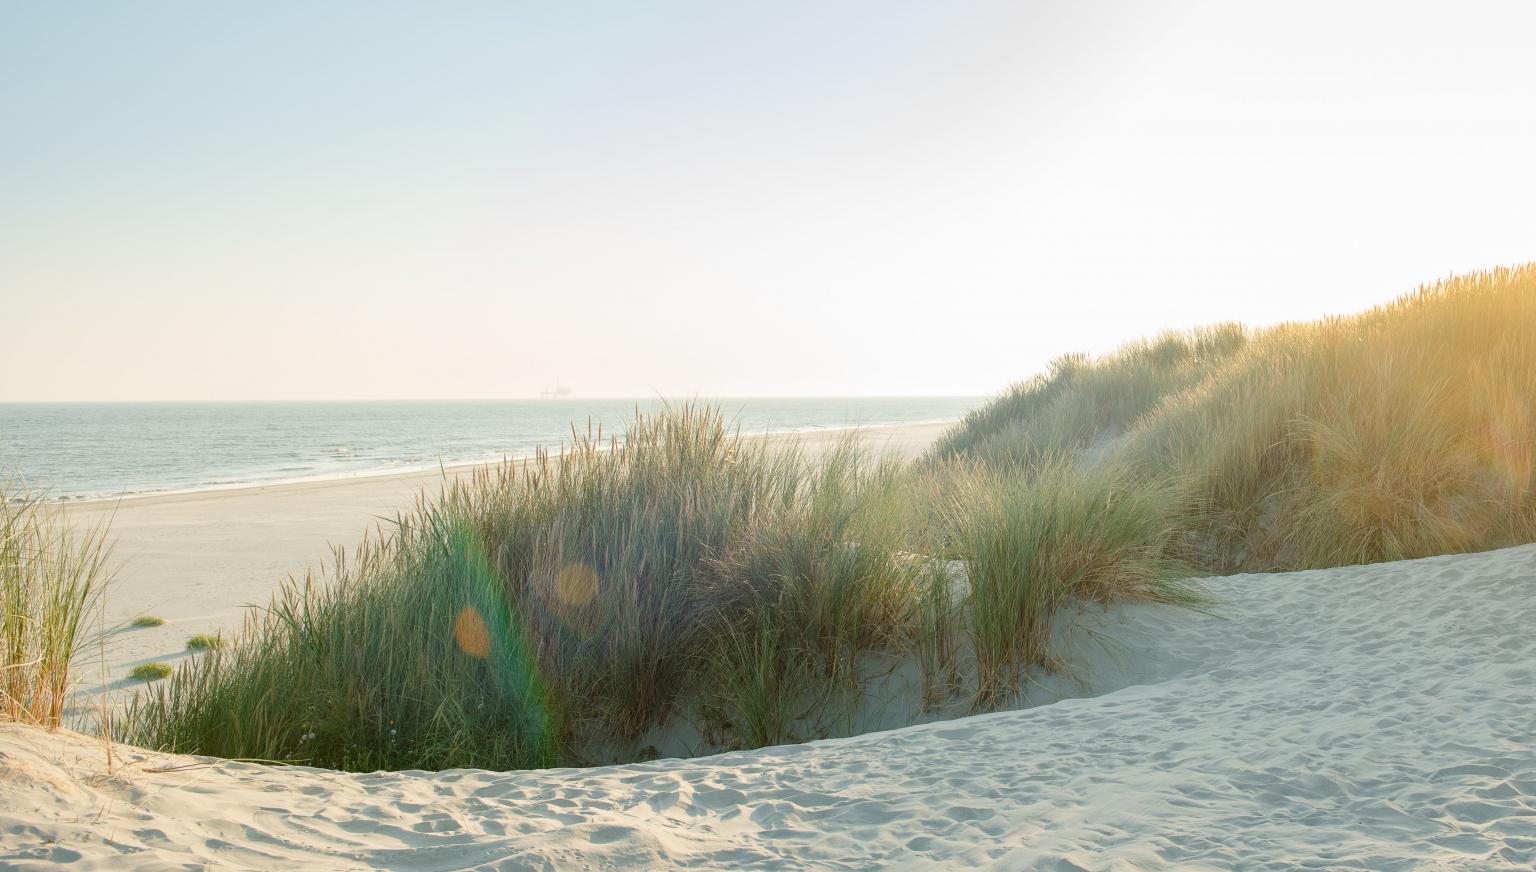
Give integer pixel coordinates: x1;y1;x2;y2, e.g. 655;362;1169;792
0;398;980;501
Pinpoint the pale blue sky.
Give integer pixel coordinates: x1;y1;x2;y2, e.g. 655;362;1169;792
5;1;1535;400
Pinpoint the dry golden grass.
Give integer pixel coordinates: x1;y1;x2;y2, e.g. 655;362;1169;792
943;264;1536;572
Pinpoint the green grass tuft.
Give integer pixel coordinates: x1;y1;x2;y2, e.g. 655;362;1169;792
129;662;172;682
941;457;1196;710
130;615;165;628
119;407;931;770
185;634;223;651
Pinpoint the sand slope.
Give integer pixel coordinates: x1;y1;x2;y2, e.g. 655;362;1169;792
5;544;1535;869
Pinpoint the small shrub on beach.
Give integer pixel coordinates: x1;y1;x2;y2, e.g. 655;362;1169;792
129;663;172;682
185;634;223;651
130;615;165;628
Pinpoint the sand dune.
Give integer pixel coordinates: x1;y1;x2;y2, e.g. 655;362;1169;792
5;542;1533;869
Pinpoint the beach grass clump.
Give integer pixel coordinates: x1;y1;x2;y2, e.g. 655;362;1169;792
0;487;112;728
128;662;172;682
463;409;805;745
184;634;223;651
121;520;559;771
119;406;934;770
694;450;920;746
700;603;818;750
943;458;1194;710
130;615;165;628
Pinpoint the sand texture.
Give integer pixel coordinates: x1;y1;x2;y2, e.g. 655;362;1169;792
5;543;1534;869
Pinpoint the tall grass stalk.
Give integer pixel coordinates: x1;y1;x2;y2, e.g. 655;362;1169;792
911;557;962;710
1;488;112;728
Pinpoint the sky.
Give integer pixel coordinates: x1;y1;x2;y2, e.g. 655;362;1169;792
4;1;1534;402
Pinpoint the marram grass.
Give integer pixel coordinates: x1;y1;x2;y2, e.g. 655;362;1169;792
115;264;1536;772
119;404;1178;770
938;263;1536;573
940;457;1196;711
1;487;112;728
120;408;934;769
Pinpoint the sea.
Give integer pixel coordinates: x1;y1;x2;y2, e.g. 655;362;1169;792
0;397;981;501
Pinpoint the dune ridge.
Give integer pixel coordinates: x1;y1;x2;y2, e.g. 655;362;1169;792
5;543;1533;869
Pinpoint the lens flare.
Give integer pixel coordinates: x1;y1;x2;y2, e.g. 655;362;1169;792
444;522;555;762
454;606;490;658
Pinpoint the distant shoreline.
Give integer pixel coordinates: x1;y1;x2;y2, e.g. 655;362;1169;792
4;397;981;504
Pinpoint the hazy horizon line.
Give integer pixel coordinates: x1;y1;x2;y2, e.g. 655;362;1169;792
0;393;991;405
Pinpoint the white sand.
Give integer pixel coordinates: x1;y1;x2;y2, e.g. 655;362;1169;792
59;421;951;698
5;543;1533;869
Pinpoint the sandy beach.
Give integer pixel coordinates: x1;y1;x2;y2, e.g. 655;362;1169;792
11;3;1536;867
59;422;952;695
6;541;1533;868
